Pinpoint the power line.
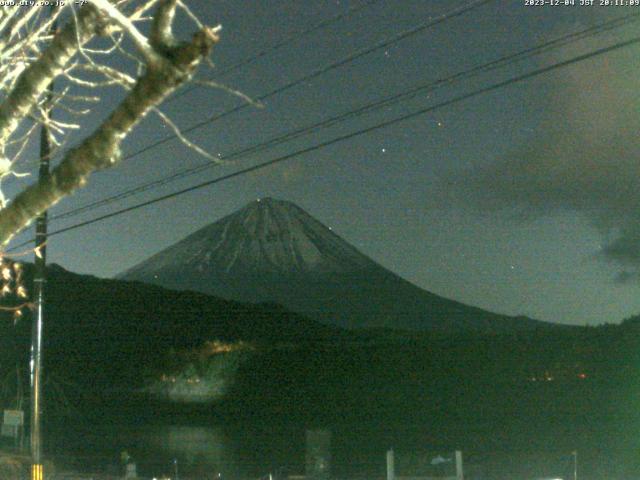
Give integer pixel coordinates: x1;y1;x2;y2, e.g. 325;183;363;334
45;1;489;174
42;0;389;169
91;0;494;165
202;0;382;79
50;12;640;222
9;32;640;251
42;0;495;222
167;0;383;104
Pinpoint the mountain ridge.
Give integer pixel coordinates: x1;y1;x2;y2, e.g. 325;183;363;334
120;197;372;278
119;197;554;332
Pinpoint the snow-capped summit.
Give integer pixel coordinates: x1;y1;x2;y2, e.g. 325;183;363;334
119;198;549;332
122;197;370;280
196;196;370;275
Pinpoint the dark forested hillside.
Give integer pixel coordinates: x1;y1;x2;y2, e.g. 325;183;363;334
0;263;637;459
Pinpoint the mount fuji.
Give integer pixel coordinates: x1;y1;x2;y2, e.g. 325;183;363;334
118;198;550;332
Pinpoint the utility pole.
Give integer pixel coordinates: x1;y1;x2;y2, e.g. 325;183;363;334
455;450;464;480
386;449;395;480
31;94;52;480
30;16;55;479
30;83;52;480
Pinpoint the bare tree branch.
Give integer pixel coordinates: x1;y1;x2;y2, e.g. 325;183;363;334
0;11;221;245
0;4;102;155
152;107;223;163
91;0;163;65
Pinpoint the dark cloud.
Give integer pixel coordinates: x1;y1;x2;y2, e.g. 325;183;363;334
439;33;640;281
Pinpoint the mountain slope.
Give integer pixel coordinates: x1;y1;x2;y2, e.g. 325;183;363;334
0;262;349;405
119;198;551;332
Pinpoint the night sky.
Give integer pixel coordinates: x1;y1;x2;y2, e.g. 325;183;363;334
6;0;640;326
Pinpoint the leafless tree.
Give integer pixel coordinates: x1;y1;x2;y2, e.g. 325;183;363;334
0;0;221;246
